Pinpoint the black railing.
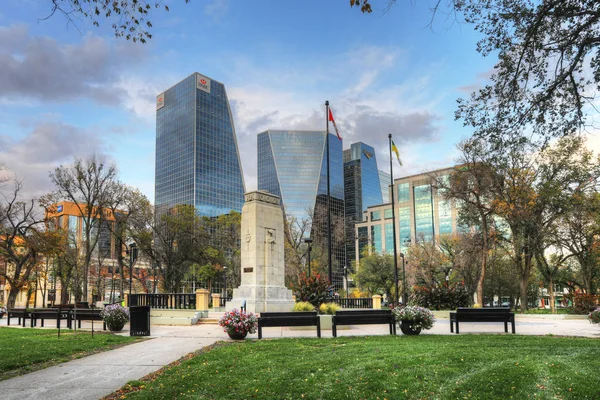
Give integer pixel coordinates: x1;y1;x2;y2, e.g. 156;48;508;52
219;296;232;308
129;293;196;309
326;297;373;309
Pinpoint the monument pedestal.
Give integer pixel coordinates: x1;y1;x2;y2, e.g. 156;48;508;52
227;191;294;314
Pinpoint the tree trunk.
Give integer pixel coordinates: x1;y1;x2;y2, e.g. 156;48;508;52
7;286;19;309
519;276;528;313
475;214;489;307
548;279;556;314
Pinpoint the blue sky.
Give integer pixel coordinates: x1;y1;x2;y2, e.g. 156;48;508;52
0;0;497;202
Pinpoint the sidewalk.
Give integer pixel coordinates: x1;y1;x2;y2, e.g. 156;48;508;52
0;316;597;400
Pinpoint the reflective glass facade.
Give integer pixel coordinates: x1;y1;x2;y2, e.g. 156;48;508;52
384;223;394;255
258;130;346;287
414;184;434;242
343;142;386;272
155;72;245;217
379;170;391;203
398;206;411;253
371;225;382;254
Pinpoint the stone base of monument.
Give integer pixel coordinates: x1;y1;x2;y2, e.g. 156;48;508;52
228;285;295;314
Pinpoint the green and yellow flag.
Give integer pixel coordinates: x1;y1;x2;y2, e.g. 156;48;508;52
391;140;402;166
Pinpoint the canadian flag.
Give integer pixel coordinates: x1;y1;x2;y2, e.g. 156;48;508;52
328;109;342;140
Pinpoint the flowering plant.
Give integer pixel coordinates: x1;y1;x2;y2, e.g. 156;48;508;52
589;308;600;325
219;309;258;336
393;305;436;330
100;304;129;331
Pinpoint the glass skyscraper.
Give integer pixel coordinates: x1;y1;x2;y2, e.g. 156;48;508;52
257;130;346;288
155;72;245;216
343;142;387;269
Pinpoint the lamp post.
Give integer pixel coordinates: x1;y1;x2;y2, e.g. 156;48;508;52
304;238;313;276
223;266;227;300
343;265;349;296
400;252;406;305
128;242;138;299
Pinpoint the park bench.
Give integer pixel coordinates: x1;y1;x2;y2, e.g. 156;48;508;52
70;308;106;330
7;308;34;327
332;310;396;338
31;308;65;328
257;311;320;339
449;307;515;334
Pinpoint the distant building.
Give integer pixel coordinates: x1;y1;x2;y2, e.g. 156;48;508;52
155;72;245;217
355;167;462;264
343;142;388;271
257;130;346;288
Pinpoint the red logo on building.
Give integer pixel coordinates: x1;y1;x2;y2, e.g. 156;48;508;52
200;79;207;85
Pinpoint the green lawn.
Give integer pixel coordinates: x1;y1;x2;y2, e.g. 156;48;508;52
0;327;139;380
114;335;600;400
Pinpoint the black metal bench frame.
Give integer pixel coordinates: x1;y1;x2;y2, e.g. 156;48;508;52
258;311;320;339
450;307;515;334
7;308;33;327
332;310;396;337
31;308;69;328
70;309;106;330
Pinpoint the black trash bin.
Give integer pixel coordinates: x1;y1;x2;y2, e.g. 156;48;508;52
129;305;151;336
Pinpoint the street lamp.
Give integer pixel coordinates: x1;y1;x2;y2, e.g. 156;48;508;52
128;242;138;299
343;265;349;296
304;238;313;276
223;266;228;300
400;252;407;305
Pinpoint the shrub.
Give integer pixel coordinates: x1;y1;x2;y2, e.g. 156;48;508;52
218;309;258;336
411;282;470;310
100;304;129;330
589;308;600;325
290;272;332;308
349;289;368;299
569;293;598;315
319;302;341;315
293;301;315;312
393;305;436;330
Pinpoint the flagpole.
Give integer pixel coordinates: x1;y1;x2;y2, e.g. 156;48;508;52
388;134;400;306
325;100;332;286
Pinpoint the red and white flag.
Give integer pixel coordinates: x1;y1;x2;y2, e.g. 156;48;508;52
328;108;342;140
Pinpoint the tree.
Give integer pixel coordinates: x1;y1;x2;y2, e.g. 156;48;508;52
42;0;190;43
0;180;44;308
283;214;312;286
436;138;497;306
353;1;600;147
353;252;396;299
47;156;118;301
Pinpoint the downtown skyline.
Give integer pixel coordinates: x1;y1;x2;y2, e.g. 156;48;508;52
2;1;598;204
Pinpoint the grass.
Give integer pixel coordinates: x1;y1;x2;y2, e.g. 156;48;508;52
521;308;571;314
0;327;139;380
109;335;600;400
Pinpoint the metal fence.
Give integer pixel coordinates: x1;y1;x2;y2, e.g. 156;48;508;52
129;293;195;309
326;297;373;309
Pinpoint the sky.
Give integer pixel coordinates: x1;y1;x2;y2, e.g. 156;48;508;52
0;0;501;203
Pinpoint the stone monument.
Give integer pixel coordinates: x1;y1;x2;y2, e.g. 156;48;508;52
227;191;295;313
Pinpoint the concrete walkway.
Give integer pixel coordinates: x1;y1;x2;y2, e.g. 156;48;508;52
0;315;597;400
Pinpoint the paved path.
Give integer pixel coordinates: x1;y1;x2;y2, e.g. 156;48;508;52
0;315;597;400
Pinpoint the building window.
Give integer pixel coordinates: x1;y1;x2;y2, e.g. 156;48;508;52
371;225;382;254
384;208;393;219
413;184;433;242
371;211;381;221
385;223;394;254
397;183;410;203
439;200;453;235
357;226;369;259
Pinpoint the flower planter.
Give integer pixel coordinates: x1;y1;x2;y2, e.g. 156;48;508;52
400;321;422;335
108;323;126;332
228;331;248;340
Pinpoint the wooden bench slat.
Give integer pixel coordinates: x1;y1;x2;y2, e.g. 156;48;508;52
258;312;320;339
450;308;515;334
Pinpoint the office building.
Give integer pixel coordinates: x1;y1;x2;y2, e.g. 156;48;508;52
343;142;388;269
354;167;461;265
257;130;346;288
155;72;245;217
